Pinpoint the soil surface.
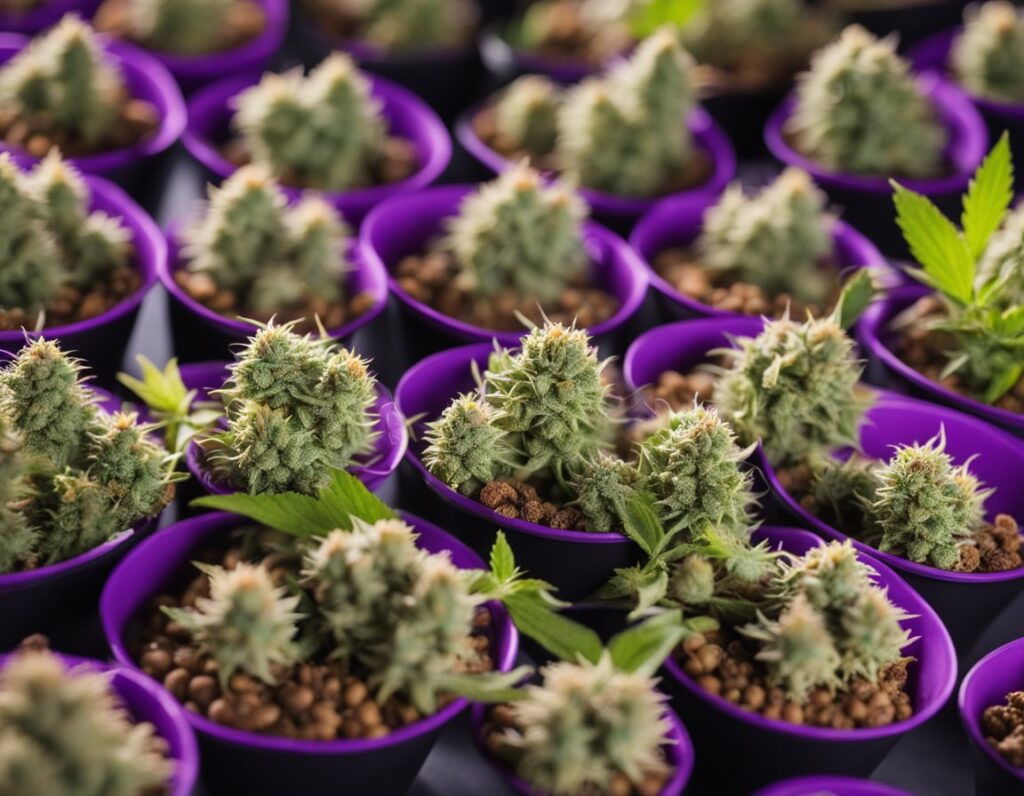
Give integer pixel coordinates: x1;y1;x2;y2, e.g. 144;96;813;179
95;0;266;55
0;263;140;331
301;0;476;48
983;690;1024;767
500;0;632;66
644;369;719;412
478;479;587;531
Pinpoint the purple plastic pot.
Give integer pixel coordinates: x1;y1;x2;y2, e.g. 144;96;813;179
470;701;694;796
858;285;1024;437
159;222;388;363
910;27;1024;190
183;71;452;225
959;637;1024;794
752;775;913;796
0;0;98;34
178;360;407;498
118;0;288;94
395;343;643;602
664;525;956;792
764;73;987;260
0;387;159;651
360;184;649;366
629;191;891;324
0;652;199;796
828;0;970;49
0;34;185;192
456;101;736;231
761;394;1024;654
101;509;519;796
0;171;160;383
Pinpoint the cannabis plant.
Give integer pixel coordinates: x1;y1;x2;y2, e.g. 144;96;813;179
788;25;946;177
423;393;514;497
351;0;474;50
0;15;123;148
210;321;378;495
952;1;1024;104
445;164;588;304
680;0;810;73
493;76;561;159
892;133;1024;403
122;0;235;55
234;54;386;191
182;164;350;313
0;649;171;796
558;28;695;197
0;416;34;573
697;168;833;303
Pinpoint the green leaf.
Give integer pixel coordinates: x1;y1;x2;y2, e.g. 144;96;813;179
833;270;877;330
504;592;603;665
489;531;515;583
608;612;688;677
962;132;1014;261
892;181;975;306
630;0;705;38
192;468;397;537
621;493;665;557
117;355;189;414
441;666;533;704
985;363;1024;404
627;567;669;621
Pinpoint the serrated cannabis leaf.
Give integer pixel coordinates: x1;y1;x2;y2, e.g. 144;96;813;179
442;667;533;703
504;592;603;665
192;468;397;537
962;132;1013;261
621;493;665;557
608;612;692;678
489;531;515;583
833;269;877;330
626;567;668;620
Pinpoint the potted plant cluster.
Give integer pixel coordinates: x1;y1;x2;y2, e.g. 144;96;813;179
459;28;736;227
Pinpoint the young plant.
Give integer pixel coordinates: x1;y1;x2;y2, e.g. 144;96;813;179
492;76;561;158
0;15;123;148
209;321;379;495
892;133;1024;403
121;0;236;55
788;25;946;177
234;54;386;191
558;28;696;197
697;167;833;304
0;648;171;795
952;1;1024;104
444;163;588;304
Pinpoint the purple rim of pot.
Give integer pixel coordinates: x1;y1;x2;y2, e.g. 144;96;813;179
0;34;185;175
470;700;694;796
182;72;452;224
360;184;649;346
629;191;891;319
764;73;987;197
0;386;153;592
455;102;736;220
760;392;1024;584
159;218;388;347
752;775;913;796
0;171;160;350
396;342;636;546
182;373;408;495
910;28;1024;123
959;637;1024;784
100;509;520;755
665;525;957;742
858;285;1024;433
0;0;98;34
478;22;602;83
0;653;199;796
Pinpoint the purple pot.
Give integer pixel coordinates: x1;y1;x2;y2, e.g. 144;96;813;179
629;191;891;324
159;222;388;363
470;700;694;796
764;73;987;260
858;285;1024;437
830;0;970;49
122;0;288;95
0;0;99;34
178;360;407;498
958;637;1024;793
910;27;1024;192
359;184;649;366
395;343;643;602
100;509;520;796
0;172;160;383
0;34;185;191
456;101;736;231
182;71;452;225
761;393;1024;654
0;652;199;796
0;388;159;651
752;775;913;796
664;525;956;792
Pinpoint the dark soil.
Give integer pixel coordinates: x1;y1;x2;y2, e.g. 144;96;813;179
0;263;140;331
983;690;1024;767
393;248;618;332
134;541;496;740
678;629;914;729
891;295;1024;415
481;702;673;796
95;0;266;54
